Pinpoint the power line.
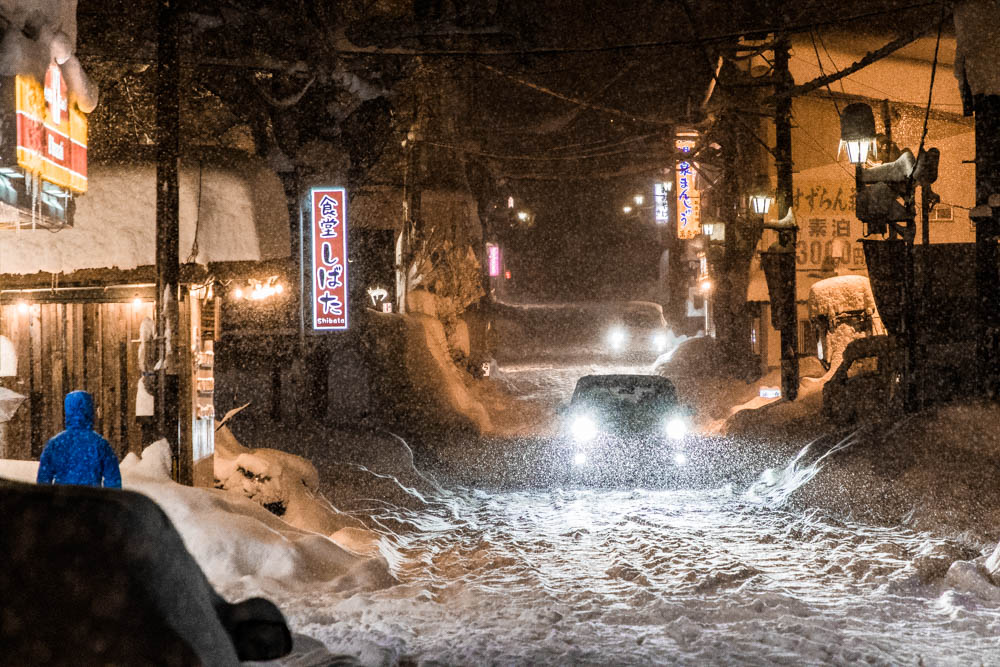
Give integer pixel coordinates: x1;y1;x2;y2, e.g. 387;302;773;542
327;2;941;58
476;62;675;126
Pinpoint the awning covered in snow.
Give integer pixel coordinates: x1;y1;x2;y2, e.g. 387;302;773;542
0;155;291;276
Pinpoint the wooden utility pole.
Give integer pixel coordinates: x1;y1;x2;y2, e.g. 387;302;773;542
973;94;1000;398
156;0;184;482
773;38;799;400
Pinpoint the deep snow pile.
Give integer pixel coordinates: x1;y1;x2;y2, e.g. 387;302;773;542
0;441;396;597
0;159;289;275
365;310;493;436
806;275;878;323
213;424;375;546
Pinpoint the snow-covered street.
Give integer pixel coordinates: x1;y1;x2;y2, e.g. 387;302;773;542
253;466;1000;665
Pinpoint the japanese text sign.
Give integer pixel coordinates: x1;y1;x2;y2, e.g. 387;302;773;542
311;188;349;331
675;139;700;239
16;64;88;192
654;182;671;224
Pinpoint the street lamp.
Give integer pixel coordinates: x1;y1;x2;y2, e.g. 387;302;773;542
837;100;939;412
748;189;774;216
752;176;799;401
839;102;877;166
622;205;633;215
633;194;644;206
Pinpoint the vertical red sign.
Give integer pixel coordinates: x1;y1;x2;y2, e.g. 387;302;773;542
311;188;349;331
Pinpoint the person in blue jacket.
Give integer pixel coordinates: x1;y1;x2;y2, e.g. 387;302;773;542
36;390;122;488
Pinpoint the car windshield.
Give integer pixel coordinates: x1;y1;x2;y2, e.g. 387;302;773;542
622;311;663;328
571;377;677;426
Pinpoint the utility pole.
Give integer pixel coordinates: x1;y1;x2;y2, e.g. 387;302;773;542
773;37;799;400
156;0;183;483
973;94;1000;398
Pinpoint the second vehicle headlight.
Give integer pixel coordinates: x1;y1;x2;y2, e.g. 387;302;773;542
607;327;627;350
665;416;687;440
570;414;598;443
652;332;668;352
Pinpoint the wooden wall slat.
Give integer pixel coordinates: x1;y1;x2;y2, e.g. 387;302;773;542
60;303;71;395
28;305;42;457
103;303;119;451
2;306;30;458
53;305;65;434
39;305;57;447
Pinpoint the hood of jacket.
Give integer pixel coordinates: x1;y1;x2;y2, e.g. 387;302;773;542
64;390;95;430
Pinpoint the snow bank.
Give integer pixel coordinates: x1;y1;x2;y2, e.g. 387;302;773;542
0;157;290;275
366;310;492;436
213;425;376;549
0;441;397;600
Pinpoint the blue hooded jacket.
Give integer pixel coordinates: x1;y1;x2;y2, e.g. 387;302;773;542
36;390;122;488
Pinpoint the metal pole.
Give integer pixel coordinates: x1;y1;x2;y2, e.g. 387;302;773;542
774;38;799;400
156;0;182;482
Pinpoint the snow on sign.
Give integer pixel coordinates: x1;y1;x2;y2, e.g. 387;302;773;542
311;188;349;331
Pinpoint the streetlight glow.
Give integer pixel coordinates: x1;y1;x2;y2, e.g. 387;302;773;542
622;205;633;214
749;191;774;215
633;194;644;206
839;102;877;165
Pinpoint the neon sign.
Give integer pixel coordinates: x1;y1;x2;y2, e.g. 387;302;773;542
310;188;349;331
654;182;671;224
486;243;501;277
15;64;88;193
675;139;700;239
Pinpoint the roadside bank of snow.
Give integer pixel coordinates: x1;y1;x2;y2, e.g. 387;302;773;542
0;440;397;598
365;311;492;437
721;375;1000;544
654;334;828;435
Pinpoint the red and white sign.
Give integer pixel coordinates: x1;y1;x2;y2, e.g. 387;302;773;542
15;63;88;192
310;188;349;331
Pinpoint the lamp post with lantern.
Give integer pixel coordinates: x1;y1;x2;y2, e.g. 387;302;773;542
838;101;941;411
753;180;800;401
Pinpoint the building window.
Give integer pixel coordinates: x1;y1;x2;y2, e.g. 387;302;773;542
800;320;817;357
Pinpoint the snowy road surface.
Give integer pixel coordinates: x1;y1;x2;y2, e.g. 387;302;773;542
255;477;999;665
244;306;1000;664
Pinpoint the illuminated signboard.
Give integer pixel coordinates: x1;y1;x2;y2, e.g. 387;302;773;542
675;139;700;239
654;182;671;224
486;243;501;277
15;64;87;193
311;187;349;331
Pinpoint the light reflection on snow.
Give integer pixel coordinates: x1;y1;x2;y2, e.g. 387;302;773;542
272;478;1000;665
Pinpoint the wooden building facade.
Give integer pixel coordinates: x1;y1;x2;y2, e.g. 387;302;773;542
0;276;218;485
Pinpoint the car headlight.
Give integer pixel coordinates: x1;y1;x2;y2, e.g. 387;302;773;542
665;416;687;440
607;327;627;350
652;332;667;351
570;414;598;443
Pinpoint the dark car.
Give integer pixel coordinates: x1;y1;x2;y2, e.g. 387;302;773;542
561;374;694;481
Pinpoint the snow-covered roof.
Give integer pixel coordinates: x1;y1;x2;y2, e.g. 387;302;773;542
0;157;291;276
